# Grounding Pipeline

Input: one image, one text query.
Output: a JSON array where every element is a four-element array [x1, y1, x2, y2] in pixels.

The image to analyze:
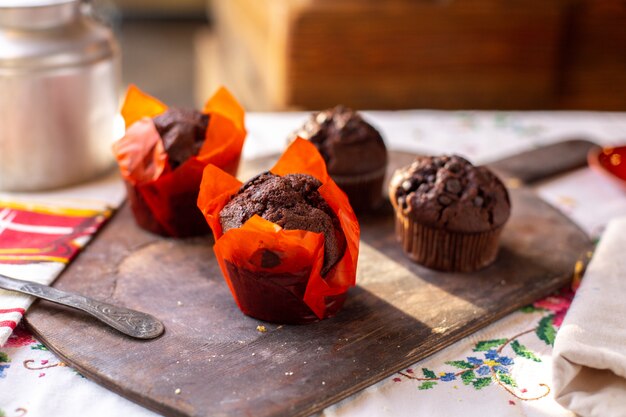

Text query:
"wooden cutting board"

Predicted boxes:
[[25, 140, 595, 417]]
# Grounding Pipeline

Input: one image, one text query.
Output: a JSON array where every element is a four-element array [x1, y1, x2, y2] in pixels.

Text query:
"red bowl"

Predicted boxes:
[[588, 145, 626, 191]]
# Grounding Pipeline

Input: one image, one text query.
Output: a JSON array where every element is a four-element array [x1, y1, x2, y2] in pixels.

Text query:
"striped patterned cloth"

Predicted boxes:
[[0, 175, 124, 346]]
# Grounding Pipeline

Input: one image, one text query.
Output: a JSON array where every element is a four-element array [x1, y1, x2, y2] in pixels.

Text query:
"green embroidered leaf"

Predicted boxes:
[[472, 377, 492, 390], [496, 371, 517, 387], [422, 368, 436, 379], [520, 305, 543, 313], [31, 343, 48, 351], [418, 381, 438, 390], [473, 339, 508, 352], [0, 408, 6, 417], [536, 315, 557, 346], [461, 370, 475, 385], [0, 352, 9, 363], [445, 360, 474, 369], [511, 340, 541, 362]]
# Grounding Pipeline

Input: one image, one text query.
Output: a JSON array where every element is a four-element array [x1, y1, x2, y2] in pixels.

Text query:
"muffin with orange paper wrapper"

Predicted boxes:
[[112, 85, 246, 237], [197, 138, 360, 324]]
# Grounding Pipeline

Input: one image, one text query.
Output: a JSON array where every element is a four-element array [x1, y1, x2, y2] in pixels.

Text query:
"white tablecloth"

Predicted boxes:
[[1, 110, 626, 417]]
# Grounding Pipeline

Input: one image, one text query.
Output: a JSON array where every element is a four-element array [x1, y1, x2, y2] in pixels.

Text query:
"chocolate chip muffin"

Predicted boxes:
[[153, 107, 209, 169], [291, 106, 387, 212], [220, 172, 347, 275], [389, 155, 510, 272]]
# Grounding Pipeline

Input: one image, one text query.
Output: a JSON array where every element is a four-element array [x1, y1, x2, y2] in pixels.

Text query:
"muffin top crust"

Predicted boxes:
[[291, 105, 387, 176], [153, 107, 209, 169], [389, 155, 510, 233], [220, 172, 346, 275]]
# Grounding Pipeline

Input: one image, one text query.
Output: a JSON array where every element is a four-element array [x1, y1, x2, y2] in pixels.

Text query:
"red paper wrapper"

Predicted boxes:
[[197, 138, 360, 323], [112, 85, 246, 237]]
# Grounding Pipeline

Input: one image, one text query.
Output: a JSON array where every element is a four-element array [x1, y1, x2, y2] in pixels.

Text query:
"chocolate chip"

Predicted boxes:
[[438, 195, 452, 206], [445, 178, 462, 194], [426, 175, 436, 183], [445, 161, 462, 173], [401, 180, 413, 191], [398, 196, 407, 207], [473, 196, 484, 207]]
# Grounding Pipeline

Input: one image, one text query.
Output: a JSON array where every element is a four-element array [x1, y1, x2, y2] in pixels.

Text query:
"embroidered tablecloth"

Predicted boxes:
[[1, 111, 626, 417]]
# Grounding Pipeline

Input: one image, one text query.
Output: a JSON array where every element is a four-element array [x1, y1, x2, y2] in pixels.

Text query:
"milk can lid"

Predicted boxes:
[[0, 0, 117, 70]]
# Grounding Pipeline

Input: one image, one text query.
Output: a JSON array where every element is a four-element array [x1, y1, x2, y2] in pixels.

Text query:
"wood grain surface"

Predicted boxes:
[[25, 142, 594, 417], [209, 0, 564, 111]]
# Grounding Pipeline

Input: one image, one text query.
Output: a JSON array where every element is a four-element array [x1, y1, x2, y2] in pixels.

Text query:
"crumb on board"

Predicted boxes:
[[432, 327, 448, 334], [174, 388, 181, 395], [177, 301, 183, 306], [505, 178, 522, 189], [256, 325, 267, 333], [285, 371, 294, 376], [557, 196, 576, 207]]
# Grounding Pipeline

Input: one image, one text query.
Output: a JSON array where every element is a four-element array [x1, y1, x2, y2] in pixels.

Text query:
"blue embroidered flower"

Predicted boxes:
[[485, 349, 499, 360], [498, 356, 514, 366], [476, 366, 491, 376], [467, 357, 483, 365], [440, 373, 456, 382], [0, 364, 10, 378], [493, 365, 508, 374]]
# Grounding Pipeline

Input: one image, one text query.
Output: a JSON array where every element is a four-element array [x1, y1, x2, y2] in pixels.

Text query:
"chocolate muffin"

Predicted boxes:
[[114, 85, 246, 238], [153, 107, 209, 169], [292, 106, 388, 212], [389, 155, 510, 272], [126, 108, 211, 237], [220, 172, 346, 275]]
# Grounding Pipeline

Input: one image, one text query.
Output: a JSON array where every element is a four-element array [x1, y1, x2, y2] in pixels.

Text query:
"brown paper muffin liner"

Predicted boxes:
[[332, 165, 387, 213], [394, 210, 504, 272]]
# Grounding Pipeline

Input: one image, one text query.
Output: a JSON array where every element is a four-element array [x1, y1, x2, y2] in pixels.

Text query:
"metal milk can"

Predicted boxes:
[[0, 0, 120, 191]]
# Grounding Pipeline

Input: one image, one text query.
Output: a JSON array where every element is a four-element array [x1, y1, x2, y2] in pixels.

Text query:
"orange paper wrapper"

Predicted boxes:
[[112, 85, 246, 237], [197, 138, 360, 323]]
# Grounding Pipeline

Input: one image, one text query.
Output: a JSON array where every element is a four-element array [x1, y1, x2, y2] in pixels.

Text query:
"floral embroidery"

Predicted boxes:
[[23, 359, 67, 371], [492, 112, 544, 137], [21, 357, 84, 379], [396, 303, 560, 401], [529, 288, 574, 327], [30, 343, 48, 351], [0, 351, 10, 378], [0, 408, 27, 417]]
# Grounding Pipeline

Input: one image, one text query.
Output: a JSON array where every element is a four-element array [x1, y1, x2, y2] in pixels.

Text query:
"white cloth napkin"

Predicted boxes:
[[553, 216, 626, 417]]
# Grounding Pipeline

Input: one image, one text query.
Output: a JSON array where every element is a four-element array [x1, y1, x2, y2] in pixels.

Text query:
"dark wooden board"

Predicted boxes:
[[25, 142, 594, 417]]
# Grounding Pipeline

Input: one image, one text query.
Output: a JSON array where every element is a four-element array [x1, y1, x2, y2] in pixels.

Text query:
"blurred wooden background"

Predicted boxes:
[[111, 0, 626, 111]]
